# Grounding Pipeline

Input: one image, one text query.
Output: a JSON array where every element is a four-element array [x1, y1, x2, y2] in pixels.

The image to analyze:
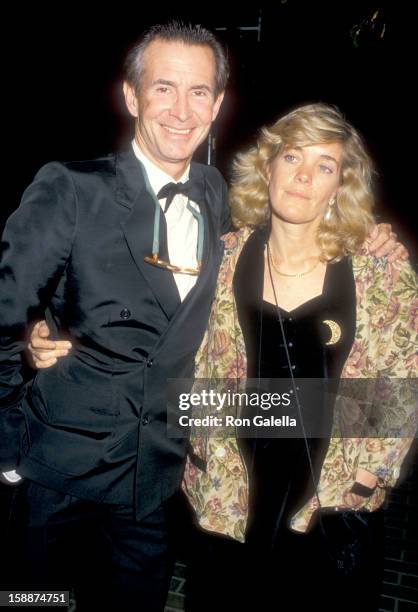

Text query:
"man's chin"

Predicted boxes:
[[163, 143, 197, 160], [160, 149, 196, 167]]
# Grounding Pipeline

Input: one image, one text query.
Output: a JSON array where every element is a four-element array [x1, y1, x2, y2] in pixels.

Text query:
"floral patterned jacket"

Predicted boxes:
[[182, 227, 417, 542]]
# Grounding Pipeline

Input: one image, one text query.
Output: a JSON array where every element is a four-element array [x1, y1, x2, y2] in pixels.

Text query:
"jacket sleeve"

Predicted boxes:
[[0, 162, 77, 468], [356, 259, 417, 487]]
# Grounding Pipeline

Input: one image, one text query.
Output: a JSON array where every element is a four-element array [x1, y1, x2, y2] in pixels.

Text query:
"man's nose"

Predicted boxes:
[[170, 92, 192, 121]]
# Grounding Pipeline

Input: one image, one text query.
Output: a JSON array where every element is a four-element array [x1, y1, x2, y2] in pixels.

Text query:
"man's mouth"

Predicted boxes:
[[162, 126, 193, 135]]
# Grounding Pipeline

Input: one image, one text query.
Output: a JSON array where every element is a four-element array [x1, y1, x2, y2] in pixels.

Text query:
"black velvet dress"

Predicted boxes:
[[234, 229, 356, 551], [185, 229, 384, 612]]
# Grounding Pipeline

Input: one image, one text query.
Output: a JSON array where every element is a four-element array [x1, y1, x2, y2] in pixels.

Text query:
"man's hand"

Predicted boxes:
[[366, 223, 409, 262], [0, 470, 23, 485], [28, 321, 72, 369]]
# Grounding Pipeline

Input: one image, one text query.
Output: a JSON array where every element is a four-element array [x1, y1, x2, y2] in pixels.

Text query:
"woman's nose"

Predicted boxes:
[[295, 166, 312, 184]]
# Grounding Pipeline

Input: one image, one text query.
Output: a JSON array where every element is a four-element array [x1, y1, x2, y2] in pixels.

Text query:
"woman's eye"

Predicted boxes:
[[319, 164, 333, 174], [284, 154, 297, 163]]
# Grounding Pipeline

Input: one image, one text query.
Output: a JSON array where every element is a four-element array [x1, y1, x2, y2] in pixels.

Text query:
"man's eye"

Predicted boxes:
[[193, 90, 207, 97], [156, 87, 170, 94]]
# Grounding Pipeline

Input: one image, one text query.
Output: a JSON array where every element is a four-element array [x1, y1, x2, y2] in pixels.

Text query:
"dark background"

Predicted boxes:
[[2, 4, 416, 256], [1, 4, 417, 589]]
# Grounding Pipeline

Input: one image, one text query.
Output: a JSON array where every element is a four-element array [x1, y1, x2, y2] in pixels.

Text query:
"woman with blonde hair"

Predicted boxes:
[[183, 103, 417, 611]]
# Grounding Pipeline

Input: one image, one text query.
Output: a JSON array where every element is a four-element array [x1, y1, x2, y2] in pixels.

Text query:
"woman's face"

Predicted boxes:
[[268, 142, 343, 225]]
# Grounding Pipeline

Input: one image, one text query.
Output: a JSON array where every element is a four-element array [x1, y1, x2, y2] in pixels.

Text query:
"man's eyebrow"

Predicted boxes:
[[190, 84, 212, 92], [152, 79, 176, 87], [151, 79, 213, 92]]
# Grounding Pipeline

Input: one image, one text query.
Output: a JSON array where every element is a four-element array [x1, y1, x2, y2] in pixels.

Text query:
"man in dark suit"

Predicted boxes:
[[0, 22, 229, 611]]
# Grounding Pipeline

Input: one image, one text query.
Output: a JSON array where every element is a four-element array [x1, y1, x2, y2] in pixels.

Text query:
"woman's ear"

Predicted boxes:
[[334, 187, 342, 202]]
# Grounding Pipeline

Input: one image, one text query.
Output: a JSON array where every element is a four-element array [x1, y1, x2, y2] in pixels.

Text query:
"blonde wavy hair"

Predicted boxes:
[[230, 103, 375, 261]]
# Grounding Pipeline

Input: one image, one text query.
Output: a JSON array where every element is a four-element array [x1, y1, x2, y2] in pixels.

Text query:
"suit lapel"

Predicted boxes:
[[176, 163, 223, 311], [116, 149, 181, 320], [115, 151, 224, 327]]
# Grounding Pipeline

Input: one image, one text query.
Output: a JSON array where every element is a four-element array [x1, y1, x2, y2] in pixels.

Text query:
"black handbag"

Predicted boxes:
[[315, 508, 373, 575]]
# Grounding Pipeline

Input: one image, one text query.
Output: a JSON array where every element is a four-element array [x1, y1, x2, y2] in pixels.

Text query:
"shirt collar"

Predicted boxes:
[[131, 140, 190, 196]]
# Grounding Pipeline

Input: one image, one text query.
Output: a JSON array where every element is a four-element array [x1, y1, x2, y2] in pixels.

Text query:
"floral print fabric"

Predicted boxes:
[[183, 228, 417, 540]]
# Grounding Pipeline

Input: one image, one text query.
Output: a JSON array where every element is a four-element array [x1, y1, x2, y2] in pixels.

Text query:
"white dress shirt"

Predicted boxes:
[[132, 141, 199, 301]]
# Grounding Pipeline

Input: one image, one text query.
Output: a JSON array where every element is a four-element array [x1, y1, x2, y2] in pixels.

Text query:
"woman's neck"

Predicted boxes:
[[264, 217, 327, 312], [269, 217, 321, 268]]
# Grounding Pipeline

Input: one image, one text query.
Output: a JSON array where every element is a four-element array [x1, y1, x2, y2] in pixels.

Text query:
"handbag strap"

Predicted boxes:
[[265, 243, 323, 512]]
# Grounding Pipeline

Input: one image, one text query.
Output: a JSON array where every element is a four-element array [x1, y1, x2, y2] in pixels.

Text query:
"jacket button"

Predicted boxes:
[[120, 308, 131, 320], [146, 358, 153, 367], [142, 416, 149, 426]]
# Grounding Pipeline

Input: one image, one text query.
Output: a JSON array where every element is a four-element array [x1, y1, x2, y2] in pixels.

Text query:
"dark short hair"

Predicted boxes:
[[124, 21, 229, 97]]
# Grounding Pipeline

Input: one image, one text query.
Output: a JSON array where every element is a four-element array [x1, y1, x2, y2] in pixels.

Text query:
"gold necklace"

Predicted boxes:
[[268, 243, 320, 278]]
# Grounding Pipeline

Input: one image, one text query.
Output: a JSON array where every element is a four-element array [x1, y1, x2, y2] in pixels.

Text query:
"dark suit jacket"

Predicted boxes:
[[0, 147, 230, 519]]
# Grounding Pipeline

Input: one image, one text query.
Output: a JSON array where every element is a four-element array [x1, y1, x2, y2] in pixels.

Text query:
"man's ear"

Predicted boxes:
[[123, 82, 139, 118]]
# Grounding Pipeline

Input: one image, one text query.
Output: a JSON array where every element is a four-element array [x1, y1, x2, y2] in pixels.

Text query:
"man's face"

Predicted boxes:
[[124, 39, 224, 179]]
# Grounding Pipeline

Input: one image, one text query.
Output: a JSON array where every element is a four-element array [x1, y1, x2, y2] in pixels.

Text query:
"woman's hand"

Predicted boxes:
[[28, 321, 72, 369], [354, 467, 378, 489], [336, 469, 378, 510], [338, 490, 368, 510]]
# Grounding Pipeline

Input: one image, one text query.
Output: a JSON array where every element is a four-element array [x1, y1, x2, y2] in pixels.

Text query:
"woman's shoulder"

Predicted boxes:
[[351, 254, 417, 304], [220, 226, 254, 251], [351, 253, 417, 278]]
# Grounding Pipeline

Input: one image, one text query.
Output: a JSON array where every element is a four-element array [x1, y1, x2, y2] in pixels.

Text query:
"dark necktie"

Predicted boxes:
[[157, 180, 203, 212]]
